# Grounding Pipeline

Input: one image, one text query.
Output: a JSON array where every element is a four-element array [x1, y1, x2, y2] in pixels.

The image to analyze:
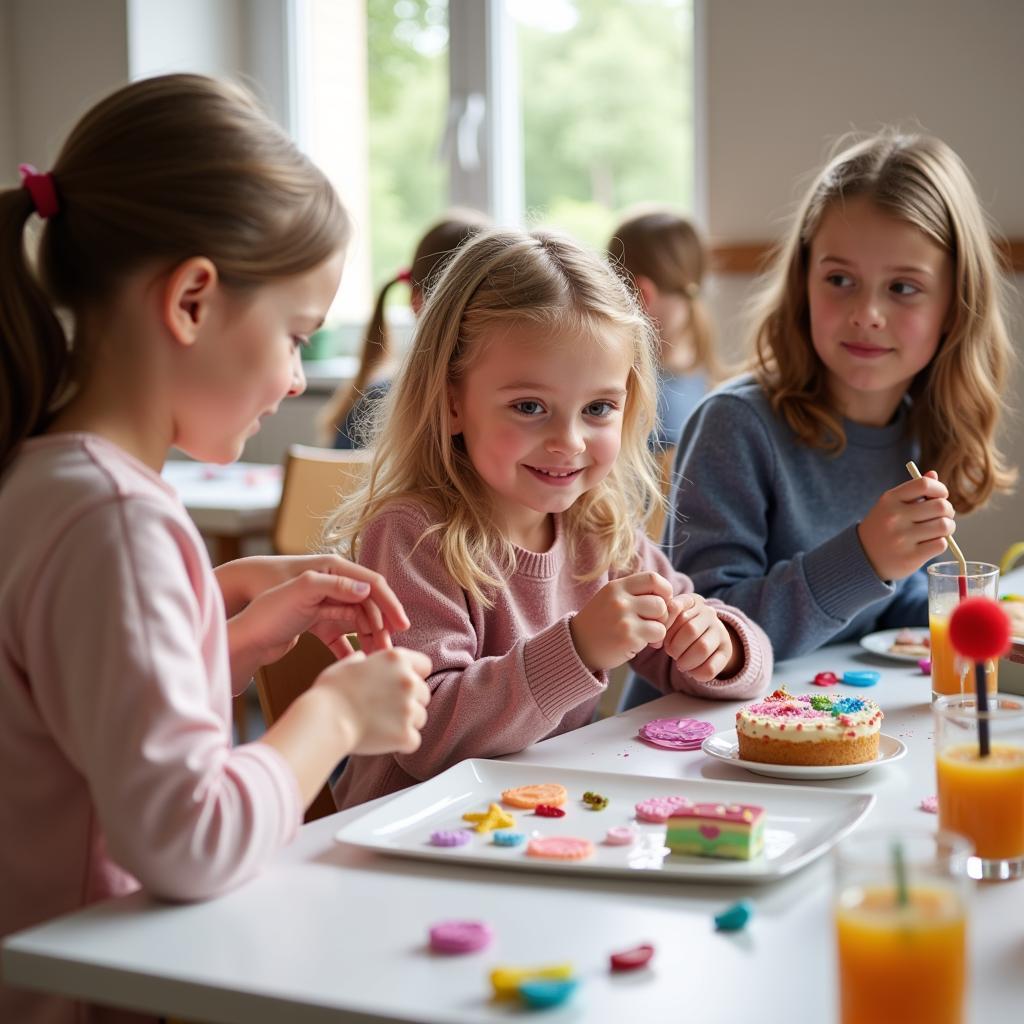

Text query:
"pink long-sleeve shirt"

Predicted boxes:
[[0, 434, 302, 1024], [333, 501, 773, 810]]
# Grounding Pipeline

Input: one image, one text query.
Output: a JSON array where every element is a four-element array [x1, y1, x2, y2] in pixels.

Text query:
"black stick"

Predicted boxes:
[[975, 662, 990, 758]]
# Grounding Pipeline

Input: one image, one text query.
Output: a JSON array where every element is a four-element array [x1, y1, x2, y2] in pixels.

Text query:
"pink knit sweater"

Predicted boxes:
[[0, 435, 303, 1024], [333, 501, 772, 809]]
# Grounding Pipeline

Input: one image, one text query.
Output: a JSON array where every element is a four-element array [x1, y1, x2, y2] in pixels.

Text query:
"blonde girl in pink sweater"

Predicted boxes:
[[0, 75, 431, 1024], [324, 228, 772, 809]]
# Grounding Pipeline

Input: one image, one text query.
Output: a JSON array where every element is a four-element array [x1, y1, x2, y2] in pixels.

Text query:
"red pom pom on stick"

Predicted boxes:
[[949, 597, 1013, 662]]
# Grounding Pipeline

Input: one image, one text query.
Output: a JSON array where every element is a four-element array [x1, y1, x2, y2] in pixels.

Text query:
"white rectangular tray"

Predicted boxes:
[[335, 759, 874, 883]]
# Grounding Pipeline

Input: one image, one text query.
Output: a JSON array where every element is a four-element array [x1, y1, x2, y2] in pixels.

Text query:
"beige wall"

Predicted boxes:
[[1, 0, 129, 182], [704, 0, 1023, 565]]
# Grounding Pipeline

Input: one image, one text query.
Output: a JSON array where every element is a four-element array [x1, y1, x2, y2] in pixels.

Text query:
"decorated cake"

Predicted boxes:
[[665, 802, 764, 860], [735, 688, 883, 766]]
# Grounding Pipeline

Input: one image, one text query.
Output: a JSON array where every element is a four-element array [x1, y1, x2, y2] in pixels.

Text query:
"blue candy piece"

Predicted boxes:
[[518, 978, 578, 1008], [842, 670, 880, 687], [493, 830, 526, 847], [714, 899, 753, 932]]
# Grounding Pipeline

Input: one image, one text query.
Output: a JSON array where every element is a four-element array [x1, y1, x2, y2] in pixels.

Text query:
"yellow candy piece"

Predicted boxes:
[[490, 963, 574, 1000], [462, 802, 515, 834]]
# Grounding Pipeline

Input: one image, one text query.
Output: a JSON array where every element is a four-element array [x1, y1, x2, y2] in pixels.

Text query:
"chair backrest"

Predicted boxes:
[[645, 445, 677, 543], [272, 444, 373, 556], [254, 632, 339, 823]]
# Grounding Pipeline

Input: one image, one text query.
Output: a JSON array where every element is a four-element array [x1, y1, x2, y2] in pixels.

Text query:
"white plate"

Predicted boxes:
[[859, 627, 929, 662], [702, 730, 907, 780], [335, 759, 874, 883]]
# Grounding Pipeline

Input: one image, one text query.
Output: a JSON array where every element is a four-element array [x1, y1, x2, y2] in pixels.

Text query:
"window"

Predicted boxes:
[[294, 0, 696, 341]]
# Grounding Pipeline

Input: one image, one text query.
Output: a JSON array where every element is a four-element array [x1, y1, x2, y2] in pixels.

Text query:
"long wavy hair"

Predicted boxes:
[[749, 131, 1014, 514], [607, 208, 723, 381], [318, 208, 489, 443], [322, 228, 662, 606], [0, 73, 348, 472]]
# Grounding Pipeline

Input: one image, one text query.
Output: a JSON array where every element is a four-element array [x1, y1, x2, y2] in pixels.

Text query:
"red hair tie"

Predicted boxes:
[[395, 267, 413, 284], [18, 163, 59, 219]]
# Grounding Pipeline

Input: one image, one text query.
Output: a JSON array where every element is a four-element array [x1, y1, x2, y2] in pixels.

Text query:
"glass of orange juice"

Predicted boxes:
[[834, 829, 972, 1024], [934, 693, 1024, 881], [927, 561, 999, 699]]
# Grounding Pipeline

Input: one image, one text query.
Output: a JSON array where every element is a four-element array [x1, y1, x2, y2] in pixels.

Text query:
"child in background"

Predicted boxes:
[[320, 209, 489, 448], [323, 228, 772, 809], [607, 209, 722, 449], [666, 131, 1014, 665], [0, 75, 431, 1023]]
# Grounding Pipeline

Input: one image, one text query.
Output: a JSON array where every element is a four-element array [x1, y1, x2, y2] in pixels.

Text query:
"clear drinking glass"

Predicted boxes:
[[834, 828, 972, 1024], [927, 561, 999, 699], [934, 693, 1024, 881]]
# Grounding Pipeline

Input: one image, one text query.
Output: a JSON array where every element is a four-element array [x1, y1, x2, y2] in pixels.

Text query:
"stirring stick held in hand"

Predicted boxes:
[[906, 461, 967, 599]]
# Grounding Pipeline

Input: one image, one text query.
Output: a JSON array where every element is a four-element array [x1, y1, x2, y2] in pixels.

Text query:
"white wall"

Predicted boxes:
[[704, 0, 1024, 565]]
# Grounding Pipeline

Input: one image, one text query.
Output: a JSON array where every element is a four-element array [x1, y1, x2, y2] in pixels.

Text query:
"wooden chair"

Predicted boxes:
[[645, 444, 677, 544], [254, 633, 338, 823], [253, 445, 374, 822], [272, 444, 373, 556]]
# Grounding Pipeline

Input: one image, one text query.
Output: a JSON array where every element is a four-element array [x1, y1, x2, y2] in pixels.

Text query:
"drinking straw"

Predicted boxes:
[[949, 597, 1013, 758], [906, 461, 967, 599], [892, 840, 909, 907]]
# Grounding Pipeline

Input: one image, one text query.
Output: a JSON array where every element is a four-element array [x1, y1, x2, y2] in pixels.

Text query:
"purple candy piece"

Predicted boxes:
[[638, 717, 714, 750], [918, 658, 932, 674], [430, 829, 473, 847], [429, 920, 494, 954]]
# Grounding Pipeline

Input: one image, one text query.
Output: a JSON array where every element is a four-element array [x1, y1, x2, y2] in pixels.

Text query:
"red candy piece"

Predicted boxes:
[[949, 597, 1012, 661], [813, 672, 839, 687], [610, 944, 655, 972], [535, 804, 566, 818]]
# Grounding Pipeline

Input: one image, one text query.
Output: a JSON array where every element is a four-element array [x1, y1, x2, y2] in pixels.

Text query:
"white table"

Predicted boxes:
[[161, 460, 283, 564], [4, 639, 1024, 1023]]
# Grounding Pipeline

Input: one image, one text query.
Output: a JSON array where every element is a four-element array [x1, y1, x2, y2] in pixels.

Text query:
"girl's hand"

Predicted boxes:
[[858, 471, 956, 581], [570, 572, 674, 671], [662, 594, 741, 681], [217, 554, 408, 649], [315, 647, 432, 756], [230, 569, 403, 682]]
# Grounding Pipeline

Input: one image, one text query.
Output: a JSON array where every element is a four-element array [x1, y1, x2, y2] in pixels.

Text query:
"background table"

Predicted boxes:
[[161, 460, 283, 564], [5, 633, 1024, 1023]]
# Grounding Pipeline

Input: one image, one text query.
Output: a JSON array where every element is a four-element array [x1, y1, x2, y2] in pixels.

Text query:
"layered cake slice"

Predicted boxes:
[[666, 802, 765, 860]]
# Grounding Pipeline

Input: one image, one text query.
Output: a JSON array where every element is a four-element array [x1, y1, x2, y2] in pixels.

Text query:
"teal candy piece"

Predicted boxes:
[[714, 900, 753, 932], [518, 978, 578, 1008], [842, 671, 880, 688], [493, 831, 526, 847]]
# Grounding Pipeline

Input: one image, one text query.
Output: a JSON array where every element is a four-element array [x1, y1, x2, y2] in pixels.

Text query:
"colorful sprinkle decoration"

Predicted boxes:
[[609, 943, 655, 972], [714, 900, 753, 932], [842, 670, 880, 688], [493, 831, 526, 847], [534, 804, 566, 818]]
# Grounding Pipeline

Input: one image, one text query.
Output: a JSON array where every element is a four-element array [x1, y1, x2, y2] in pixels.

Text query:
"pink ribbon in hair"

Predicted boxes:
[[18, 163, 59, 219], [395, 267, 413, 284]]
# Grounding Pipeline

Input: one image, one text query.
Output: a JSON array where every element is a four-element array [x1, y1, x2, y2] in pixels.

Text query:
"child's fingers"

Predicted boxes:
[[633, 594, 669, 622], [311, 559, 411, 632], [896, 475, 948, 504], [621, 571, 675, 602], [907, 498, 956, 525]]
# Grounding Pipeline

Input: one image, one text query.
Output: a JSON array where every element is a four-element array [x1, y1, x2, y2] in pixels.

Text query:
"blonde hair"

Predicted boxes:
[[0, 73, 349, 471], [323, 228, 662, 605], [607, 208, 723, 381], [750, 130, 1015, 514], [319, 208, 490, 443]]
